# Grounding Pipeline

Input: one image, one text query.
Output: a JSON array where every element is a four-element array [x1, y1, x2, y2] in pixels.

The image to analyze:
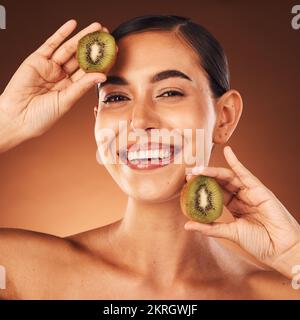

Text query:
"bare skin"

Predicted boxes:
[[0, 220, 299, 299], [0, 20, 300, 300]]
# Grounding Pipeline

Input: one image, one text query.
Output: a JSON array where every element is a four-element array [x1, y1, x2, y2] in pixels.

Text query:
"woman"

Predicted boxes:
[[0, 15, 299, 300]]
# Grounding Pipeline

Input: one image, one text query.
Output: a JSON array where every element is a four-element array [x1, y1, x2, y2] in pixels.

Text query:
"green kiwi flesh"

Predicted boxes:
[[180, 175, 224, 223], [77, 31, 117, 73]]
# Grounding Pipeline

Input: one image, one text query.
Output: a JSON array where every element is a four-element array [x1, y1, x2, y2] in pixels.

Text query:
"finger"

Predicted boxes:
[[192, 166, 244, 194], [70, 68, 106, 83], [198, 167, 251, 206], [185, 170, 234, 205], [184, 221, 238, 242], [70, 69, 86, 82], [51, 22, 102, 66], [58, 73, 107, 115], [36, 20, 77, 58], [102, 27, 109, 33], [227, 197, 257, 216], [186, 174, 193, 181], [63, 56, 79, 75], [224, 146, 261, 188]]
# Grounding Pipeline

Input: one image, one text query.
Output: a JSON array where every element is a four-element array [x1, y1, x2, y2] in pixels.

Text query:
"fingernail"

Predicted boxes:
[[94, 76, 106, 84], [184, 222, 195, 230], [184, 223, 191, 230], [92, 22, 102, 29], [186, 174, 192, 181], [224, 146, 232, 153], [191, 165, 204, 175]]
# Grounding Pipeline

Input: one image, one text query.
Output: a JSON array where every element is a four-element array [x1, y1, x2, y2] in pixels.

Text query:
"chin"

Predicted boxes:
[[123, 182, 181, 203], [102, 152, 187, 201]]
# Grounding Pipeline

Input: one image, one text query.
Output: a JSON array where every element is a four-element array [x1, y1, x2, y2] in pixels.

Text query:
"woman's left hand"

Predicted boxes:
[[184, 146, 300, 273]]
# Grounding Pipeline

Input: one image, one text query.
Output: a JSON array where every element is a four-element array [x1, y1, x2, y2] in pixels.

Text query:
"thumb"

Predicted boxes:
[[58, 73, 106, 115], [184, 221, 238, 242]]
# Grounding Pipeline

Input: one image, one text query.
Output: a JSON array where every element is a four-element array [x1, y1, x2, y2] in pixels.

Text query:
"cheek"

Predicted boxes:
[[169, 96, 215, 132], [95, 113, 118, 156], [95, 111, 110, 129], [95, 110, 123, 138], [171, 97, 215, 165]]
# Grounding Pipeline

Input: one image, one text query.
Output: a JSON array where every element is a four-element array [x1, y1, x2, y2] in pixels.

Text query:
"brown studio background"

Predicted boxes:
[[0, 0, 299, 236]]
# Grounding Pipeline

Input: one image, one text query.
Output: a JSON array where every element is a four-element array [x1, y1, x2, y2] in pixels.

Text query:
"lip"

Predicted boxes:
[[117, 142, 182, 170]]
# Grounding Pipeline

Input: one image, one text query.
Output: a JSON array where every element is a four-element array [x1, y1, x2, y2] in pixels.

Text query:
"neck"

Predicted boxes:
[[109, 195, 220, 286]]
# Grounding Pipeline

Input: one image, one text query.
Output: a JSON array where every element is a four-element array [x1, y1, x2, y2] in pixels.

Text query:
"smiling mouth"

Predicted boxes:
[[117, 142, 181, 170]]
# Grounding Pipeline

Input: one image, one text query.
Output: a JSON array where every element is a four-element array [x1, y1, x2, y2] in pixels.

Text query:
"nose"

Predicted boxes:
[[130, 100, 160, 131]]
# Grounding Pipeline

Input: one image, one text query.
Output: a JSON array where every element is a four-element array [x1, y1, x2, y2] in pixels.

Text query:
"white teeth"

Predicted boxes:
[[153, 150, 160, 158], [127, 149, 172, 161], [127, 152, 134, 161], [140, 150, 148, 159]]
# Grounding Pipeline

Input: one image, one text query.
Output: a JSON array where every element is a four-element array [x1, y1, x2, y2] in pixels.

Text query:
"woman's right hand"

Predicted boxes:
[[0, 20, 108, 150], [185, 146, 300, 279]]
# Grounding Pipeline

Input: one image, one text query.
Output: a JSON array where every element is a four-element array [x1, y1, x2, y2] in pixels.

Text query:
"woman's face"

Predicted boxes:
[[95, 30, 217, 202]]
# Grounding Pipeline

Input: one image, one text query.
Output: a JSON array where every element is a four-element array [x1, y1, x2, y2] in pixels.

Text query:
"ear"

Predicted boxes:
[[212, 89, 243, 144], [94, 105, 98, 120]]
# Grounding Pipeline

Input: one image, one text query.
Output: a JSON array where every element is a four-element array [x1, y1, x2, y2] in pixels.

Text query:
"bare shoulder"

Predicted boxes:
[[246, 268, 300, 299], [65, 222, 116, 257], [0, 227, 75, 260], [0, 222, 120, 299], [0, 228, 77, 299]]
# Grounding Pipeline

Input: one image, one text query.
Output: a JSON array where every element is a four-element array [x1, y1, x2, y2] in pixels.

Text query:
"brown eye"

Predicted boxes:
[[102, 95, 130, 104], [158, 90, 184, 98]]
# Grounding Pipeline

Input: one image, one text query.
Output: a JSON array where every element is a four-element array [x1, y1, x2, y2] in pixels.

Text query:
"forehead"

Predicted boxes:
[[109, 31, 202, 78]]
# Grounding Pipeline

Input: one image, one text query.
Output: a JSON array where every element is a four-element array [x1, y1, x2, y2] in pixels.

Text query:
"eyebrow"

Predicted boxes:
[[97, 69, 192, 95]]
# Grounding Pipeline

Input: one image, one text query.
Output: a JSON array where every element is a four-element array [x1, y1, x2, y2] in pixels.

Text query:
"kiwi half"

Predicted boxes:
[[180, 175, 223, 224], [77, 31, 117, 73]]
